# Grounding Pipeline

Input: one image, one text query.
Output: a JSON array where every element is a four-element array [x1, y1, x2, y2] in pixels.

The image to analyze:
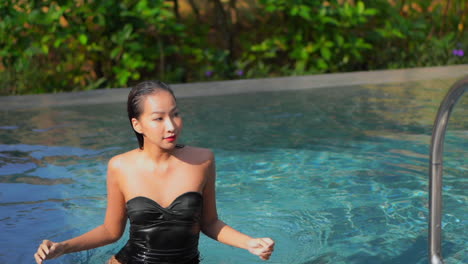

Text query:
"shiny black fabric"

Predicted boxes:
[[115, 192, 203, 264]]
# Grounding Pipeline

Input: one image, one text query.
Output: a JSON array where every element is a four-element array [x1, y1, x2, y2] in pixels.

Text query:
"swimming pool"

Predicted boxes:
[[0, 78, 466, 263]]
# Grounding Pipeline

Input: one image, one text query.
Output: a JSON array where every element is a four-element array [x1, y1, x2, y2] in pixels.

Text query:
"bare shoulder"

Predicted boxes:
[[107, 149, 140, 173], [178, 145, 214, 165]]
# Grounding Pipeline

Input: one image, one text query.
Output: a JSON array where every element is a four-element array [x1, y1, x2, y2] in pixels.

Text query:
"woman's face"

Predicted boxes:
[[132, 90, 182, 150]]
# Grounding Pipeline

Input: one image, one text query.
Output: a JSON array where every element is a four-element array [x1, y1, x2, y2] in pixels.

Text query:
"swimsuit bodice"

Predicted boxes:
[[115, 192, 203, 264]]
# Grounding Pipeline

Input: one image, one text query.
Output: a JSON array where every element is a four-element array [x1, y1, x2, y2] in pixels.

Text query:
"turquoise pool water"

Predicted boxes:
[[0, 80, 466, 263]]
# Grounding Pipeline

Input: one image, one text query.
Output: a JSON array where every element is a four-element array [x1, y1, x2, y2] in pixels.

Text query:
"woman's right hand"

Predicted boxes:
[[34, 240, 65, 264], [246, 237, 275, 260]]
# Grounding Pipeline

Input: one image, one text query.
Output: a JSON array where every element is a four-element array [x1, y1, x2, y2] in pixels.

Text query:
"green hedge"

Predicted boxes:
[[0, 0, 466, 95]]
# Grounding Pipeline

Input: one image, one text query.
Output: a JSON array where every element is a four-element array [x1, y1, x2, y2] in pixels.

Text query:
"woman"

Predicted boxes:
[[34, 80, 275, 264]]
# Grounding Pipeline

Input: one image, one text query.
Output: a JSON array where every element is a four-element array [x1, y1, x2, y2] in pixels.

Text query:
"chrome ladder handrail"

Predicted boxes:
[[429, 76, 467, 264]]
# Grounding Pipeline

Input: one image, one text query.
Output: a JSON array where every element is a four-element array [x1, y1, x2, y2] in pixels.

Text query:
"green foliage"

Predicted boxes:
[[365, 0, 467, 69], [0, 0, 200, 94], [242, 0, 378, 75], [0, 0, 466, 95]]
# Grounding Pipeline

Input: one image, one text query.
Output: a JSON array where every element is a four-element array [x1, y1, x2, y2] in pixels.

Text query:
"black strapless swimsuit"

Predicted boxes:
[[114, 192, 203, 264]]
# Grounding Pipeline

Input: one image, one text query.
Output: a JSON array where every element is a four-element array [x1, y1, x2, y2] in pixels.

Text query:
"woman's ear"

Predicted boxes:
[[131, 118, 143, 134]]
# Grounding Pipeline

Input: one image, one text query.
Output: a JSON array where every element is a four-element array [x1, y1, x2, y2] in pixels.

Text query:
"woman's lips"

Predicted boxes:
[[165, 135, 176, 142]]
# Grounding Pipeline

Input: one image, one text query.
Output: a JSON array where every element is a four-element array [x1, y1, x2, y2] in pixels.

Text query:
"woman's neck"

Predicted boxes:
[[140, 143, 174, 164]]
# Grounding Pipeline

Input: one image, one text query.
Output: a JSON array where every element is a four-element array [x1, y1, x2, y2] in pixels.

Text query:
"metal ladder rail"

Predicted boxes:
[[429, 76, 467, 264]]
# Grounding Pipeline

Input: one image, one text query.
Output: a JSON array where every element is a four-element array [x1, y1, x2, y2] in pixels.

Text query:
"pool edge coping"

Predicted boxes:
[[1, 64, 467, 110]]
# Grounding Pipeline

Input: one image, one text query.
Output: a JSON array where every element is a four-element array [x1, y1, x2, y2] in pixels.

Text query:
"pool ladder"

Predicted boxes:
[[429, 76, 467, 264]]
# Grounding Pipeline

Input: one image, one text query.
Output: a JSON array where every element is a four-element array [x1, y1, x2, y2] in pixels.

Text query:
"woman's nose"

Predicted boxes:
[[165, 118, 175, 132]]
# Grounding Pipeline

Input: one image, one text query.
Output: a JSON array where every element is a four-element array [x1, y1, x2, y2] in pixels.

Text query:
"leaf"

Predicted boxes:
[[110, 47, 122, 59], [320, 47, 331, 60], [324, 41, 334, 48], [322, 17, 339, 25], [41, 35, 50, 43], [316, 58, 328, 70], [294, 60, 306, 73], [290, 6, 298, 16], [122, 24, 133, 40], [41, 44, 49, 54], [78, 34, 88, 45], [342, 55, 349, 64], [131, 72, 140, 80], [265, 5, 276, 12], [84, 77, 106, 90], [298, 5, 311, 20], [392, 29, 404, 38], [357, 1, 365, 14], [335, 34, 344, 46], [53, 39, 63, 48], [364, 8, 378, 16]]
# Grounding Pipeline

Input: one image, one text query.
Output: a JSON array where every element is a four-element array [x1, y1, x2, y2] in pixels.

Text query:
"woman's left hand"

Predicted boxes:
[[246, 237, 275, 260]]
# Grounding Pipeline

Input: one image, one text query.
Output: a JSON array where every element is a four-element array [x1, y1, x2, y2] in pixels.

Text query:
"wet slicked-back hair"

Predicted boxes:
[[127, 80, 176, 149]]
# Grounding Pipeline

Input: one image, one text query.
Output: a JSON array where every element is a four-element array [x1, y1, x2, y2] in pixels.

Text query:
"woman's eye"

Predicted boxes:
[[174, 112, 180, 117], [153, 117, 163, 121]]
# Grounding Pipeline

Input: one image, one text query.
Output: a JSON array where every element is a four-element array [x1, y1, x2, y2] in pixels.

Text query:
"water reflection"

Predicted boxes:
[[0, 78, 466, 263]]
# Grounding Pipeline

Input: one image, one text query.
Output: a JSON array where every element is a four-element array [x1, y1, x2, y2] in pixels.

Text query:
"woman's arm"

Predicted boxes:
[[34, 156, 127, 263], [200, 152, 275, 260]]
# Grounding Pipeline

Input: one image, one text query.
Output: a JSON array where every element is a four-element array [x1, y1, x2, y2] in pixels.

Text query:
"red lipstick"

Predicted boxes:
[[165, 135, 176, 142]]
